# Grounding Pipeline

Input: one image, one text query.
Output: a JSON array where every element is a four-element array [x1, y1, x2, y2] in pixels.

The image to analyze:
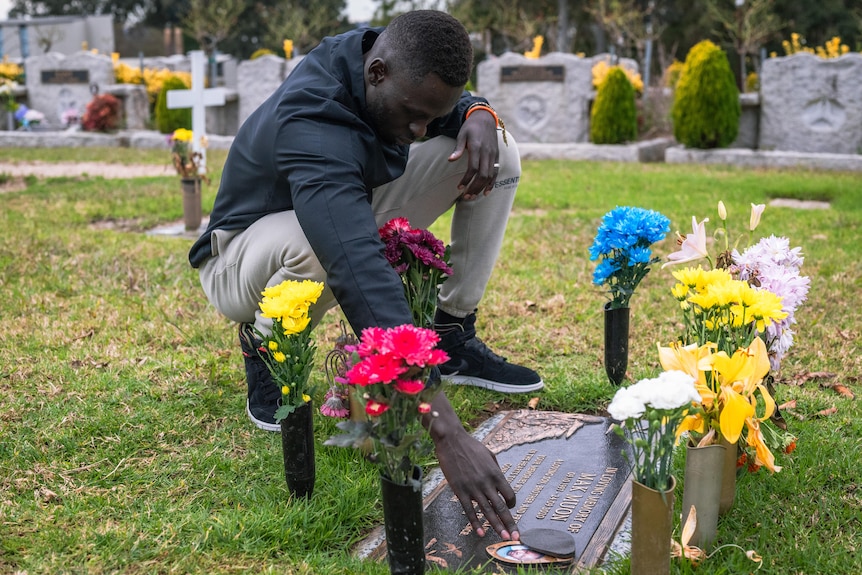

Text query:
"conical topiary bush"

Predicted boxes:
[[590, 66, 638, 145], [154, 75, 192, 135], [671, 40, 740, 149]]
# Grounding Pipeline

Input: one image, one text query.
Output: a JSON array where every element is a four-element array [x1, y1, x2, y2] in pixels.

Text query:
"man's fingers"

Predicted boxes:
[[476, 496, 515, 541], [454, 491, 485, 537]]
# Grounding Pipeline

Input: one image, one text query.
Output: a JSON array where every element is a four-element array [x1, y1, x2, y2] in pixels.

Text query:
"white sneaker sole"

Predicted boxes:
[[246, 400, 281, 432], [441, 373, 545, 393]]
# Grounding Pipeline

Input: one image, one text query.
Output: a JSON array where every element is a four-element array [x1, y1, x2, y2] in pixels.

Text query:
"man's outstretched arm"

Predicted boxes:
[[425, 391, 519, 540]]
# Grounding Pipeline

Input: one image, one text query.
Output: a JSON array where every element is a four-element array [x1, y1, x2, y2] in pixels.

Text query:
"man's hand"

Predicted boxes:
[[448, 108, 499, 201], [425, 392, 519, 540]]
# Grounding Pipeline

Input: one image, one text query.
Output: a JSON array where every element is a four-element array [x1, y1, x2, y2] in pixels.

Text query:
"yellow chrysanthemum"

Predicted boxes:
[[282, 385, 290, 395], [671, 283, 689, 300], [259, 279, 324, 334], [268, 341, 278, 351], [302, 394, 311, 403], [748, 289, 788, 331], [172, 128, 193, 142], [273, 351, 286, 363]]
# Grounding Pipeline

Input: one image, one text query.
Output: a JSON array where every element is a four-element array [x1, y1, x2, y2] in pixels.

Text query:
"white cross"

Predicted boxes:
[[167, 50, 226, 175]]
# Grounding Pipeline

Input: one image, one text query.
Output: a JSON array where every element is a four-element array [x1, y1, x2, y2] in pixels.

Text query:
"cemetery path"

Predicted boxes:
[[0, 161, 172, 180]]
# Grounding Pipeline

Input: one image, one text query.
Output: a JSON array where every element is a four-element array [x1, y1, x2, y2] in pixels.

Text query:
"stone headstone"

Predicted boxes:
[[477, 53, 639, 145], [356, 410, 633, 572], [104, 83, 150, 130], [24, 51, 115, 129], [237, 54, 306, 128], [237, 55, 286, 127], [759, 53, 862, 154]]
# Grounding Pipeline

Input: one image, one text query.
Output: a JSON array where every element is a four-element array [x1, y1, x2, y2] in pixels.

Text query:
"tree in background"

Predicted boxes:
[[255, 0, 349, 56], [183, 0, 245, 57], [706, 0, 783, 89]]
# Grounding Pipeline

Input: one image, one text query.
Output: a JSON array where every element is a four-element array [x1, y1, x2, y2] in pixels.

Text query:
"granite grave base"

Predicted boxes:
[[356, 410, 633, 572]]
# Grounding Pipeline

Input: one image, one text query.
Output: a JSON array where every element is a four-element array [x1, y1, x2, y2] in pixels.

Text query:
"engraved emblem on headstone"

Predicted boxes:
[[515, 95, 549, 132]]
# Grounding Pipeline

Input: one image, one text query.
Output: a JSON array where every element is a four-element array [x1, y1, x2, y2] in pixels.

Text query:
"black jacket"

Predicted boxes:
[[189, 26, 483, 335]]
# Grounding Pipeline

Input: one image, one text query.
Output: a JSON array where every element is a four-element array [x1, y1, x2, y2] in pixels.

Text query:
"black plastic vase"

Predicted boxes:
[[603, 303, 630, 385], [280, 400, 315, 498], [380, 466, 425, 575]]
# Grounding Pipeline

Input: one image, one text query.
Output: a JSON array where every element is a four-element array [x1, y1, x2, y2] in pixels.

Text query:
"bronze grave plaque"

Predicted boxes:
[[358, 410, 632, 572]]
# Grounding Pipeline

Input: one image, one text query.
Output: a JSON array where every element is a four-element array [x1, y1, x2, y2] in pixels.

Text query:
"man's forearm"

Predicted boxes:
[[423, 391, 463, 443]]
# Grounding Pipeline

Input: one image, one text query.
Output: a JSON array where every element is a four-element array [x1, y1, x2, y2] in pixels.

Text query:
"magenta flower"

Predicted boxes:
[[378, 218, 452, 327], [326, 323, 449, 485], [395, 379, 425, 394], [320, 387, 350, 418]]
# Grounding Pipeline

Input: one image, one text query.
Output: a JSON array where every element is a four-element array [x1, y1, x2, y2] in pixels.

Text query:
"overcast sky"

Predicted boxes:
[[345, 0, 376, 23]]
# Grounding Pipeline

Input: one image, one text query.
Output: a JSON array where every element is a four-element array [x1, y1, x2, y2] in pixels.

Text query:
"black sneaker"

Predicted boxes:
[[436, 313, 544, 393], [239, 323, 281, 432]]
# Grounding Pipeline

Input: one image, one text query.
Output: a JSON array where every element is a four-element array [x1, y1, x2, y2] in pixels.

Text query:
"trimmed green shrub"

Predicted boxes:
[[154, 75, 192, 135], [672, 40, 740, 149], [590, 66, 638, 145]]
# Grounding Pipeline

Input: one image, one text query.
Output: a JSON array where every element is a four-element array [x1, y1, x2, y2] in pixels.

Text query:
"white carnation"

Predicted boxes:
[[607, 386, 646, 421]]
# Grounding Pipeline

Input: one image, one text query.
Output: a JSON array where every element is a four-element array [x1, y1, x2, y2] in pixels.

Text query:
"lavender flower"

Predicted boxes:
[[732, 235, 810, 372]]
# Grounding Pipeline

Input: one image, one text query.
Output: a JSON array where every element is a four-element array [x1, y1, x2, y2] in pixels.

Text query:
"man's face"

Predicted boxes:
[[365, 61, 463, 146]]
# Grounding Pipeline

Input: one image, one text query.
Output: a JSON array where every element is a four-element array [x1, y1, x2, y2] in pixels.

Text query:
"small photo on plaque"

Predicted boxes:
[[486, 542, 573, 567]]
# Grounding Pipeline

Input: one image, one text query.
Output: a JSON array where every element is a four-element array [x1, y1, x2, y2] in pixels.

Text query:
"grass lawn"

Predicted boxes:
[[1, 148, 860, 574]]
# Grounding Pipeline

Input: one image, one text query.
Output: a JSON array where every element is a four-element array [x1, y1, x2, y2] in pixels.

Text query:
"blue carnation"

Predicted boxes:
[[589, 206, 670, 307], [628, 246, 652, 265], [593, 258, 620, 285]]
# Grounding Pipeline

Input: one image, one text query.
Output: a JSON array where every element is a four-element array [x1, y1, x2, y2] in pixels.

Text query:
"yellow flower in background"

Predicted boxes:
[[268, 341, 278, 351], [282, 385, 290, 395], [302, 394, 311, 403], [525, 35, 544, 59], [273, 351, 286, 363], [591, 59, 644, 94], [780, 33, 851, 59], [172, 128, 193, 143], [283, 39, 294, 59]]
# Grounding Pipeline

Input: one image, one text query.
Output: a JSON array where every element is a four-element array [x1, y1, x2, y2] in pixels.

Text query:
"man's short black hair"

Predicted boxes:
[[384, 10, 473, 87]]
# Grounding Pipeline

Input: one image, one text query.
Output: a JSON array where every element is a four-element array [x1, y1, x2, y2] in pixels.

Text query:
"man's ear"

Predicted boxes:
[[367, 57, 387, 86]]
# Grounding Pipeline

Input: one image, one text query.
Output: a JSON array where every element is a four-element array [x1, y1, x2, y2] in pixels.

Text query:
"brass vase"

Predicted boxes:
[[681, 443, 725, 550], [719, 436, 738, 514], [630, 476, 676, 575], [180, 177, 202, 232]]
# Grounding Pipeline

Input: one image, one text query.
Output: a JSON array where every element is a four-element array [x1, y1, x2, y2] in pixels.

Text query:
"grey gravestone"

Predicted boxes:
[[759, 53, 862, 154], [104, 83, 150, 130], [25, 51, 115, 129], [237, 55, 286, 128], [358, 410, 632, 572], [477, 53, 639, 145], [237, 55, 306, 128]]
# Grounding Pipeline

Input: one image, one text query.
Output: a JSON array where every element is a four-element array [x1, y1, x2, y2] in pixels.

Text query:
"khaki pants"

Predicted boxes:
[[199, 130, 521, 335]]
